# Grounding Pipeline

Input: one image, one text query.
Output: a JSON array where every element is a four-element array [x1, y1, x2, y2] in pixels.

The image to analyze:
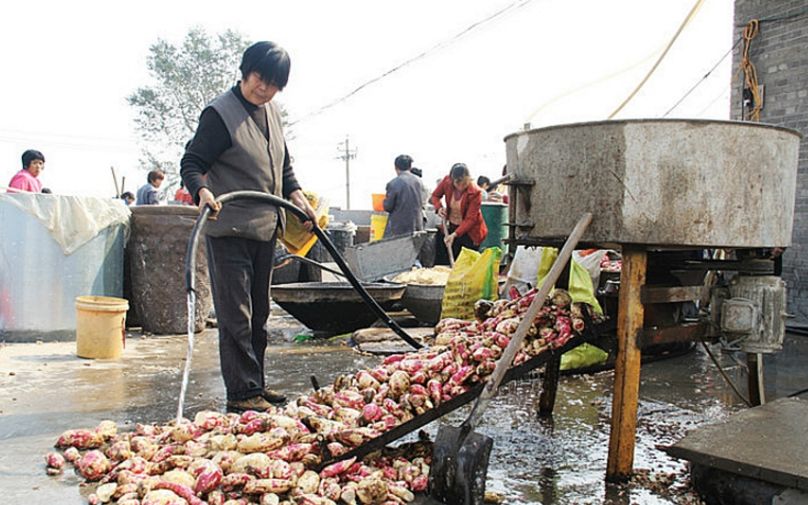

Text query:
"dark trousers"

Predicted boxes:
[[435, 223, 477, 266], [206, 234, 276, 401]]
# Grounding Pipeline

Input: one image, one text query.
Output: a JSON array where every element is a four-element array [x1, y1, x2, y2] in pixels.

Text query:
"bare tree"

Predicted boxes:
[[128, 28, 249, 186]]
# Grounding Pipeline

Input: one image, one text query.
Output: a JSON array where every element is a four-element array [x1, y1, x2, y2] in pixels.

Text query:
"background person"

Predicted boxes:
[[382, 154, 424, 238], [430, 162, 488, 263], [477, 175, 491, 200], [136, 170, 165, 205], [120, 191, 135, 205], [410, 167, 430, 210], [7, 149, 45, 193], [174, 181, 194, 205], [181, 40, 316, 414], [410, 166, 430, 229]]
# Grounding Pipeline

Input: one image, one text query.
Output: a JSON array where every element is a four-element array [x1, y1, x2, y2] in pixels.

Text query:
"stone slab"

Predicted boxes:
[[665, 397, 808, 491], [352, 326, 434, 344], [352, 326, 433, 355]]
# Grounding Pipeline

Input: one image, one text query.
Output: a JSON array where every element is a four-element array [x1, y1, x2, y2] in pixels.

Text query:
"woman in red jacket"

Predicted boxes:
[[430, 163, 488, 263]]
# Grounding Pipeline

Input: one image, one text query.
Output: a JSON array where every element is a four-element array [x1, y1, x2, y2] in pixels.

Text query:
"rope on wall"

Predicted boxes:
[[740, 19, 762, 121]]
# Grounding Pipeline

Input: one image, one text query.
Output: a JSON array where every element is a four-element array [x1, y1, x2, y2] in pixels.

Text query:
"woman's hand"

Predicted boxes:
[[290, 189, 317, 232], [197, 187, 221, 219], [444, 232, 456, 247], [437, 207, 447, 219]]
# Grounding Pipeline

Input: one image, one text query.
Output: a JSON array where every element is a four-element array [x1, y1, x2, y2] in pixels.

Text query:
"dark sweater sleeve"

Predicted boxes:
[[281, 141, 302, 198], [180, 107, 232, 204]]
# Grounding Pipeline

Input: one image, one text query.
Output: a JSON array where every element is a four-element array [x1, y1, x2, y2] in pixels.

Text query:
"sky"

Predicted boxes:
[[0, 0, 735, 208]]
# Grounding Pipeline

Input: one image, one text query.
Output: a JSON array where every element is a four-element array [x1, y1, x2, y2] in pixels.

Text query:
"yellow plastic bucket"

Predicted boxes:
[[370, 212, 388, 242], [75, 296, 129, 359]]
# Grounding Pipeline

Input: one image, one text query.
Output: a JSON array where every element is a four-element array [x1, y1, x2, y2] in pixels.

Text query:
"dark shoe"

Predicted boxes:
[[262, 388, 287, 404], [226, 395, 273, 413]]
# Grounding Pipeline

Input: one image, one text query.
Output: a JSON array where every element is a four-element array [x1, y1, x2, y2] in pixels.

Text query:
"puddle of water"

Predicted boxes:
[[1, 330, 806, 504]]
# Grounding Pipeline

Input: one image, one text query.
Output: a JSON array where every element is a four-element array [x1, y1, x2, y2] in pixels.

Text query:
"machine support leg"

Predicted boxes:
[[606, 246, 646, 482], [746, 352, 765, 406], [538, 355, 562, 417]]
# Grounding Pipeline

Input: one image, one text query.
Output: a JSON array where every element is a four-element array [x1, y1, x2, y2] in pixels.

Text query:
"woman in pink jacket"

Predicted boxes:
[[7, 149, 45, 193]]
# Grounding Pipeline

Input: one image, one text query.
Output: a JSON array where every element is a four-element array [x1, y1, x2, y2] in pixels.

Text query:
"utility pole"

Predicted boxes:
[[337, 135, 357, 209]]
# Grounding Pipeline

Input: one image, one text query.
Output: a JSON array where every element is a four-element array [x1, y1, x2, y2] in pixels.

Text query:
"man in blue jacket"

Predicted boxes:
[[382, 154, 424, 238]]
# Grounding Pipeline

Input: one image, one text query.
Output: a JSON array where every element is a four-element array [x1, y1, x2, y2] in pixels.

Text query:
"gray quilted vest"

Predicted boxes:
[[205, 89, 286, 241]]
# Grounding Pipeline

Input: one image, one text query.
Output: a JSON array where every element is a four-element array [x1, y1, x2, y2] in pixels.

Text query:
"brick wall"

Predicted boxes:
[[732, 1, 808, 323]]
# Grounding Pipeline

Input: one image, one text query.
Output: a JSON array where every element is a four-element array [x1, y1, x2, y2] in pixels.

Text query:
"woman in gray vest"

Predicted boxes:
[[181, 41, 317, 413]]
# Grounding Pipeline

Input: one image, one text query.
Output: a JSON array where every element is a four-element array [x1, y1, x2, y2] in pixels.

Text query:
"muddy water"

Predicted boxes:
[[1, 328, 806, 504]]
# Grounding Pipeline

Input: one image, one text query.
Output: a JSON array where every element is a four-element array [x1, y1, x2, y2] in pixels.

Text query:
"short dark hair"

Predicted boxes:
[[477, 176, 491, 187], [147, 170, 165, 184], [450, 163, 470, 180], [394, 154, 413, 171], [240, 41, 291, 89], [21, 149, 45, 169], [121, 191, 135, 201]]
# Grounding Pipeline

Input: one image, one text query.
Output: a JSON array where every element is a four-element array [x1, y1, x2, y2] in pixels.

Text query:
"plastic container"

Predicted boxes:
[[480, 202, 508, 252], [326, 225, 356, 254], [418, 228, 438, 267], [75, 296, 129, 359], [370, 212, 388, 241], [372, 193, 386, 212]]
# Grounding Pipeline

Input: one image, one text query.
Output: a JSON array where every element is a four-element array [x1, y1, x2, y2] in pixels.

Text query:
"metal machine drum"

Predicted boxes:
[[504, 119, 801, 248]]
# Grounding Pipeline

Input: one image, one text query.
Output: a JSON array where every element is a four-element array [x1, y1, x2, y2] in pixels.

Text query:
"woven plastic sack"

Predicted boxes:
[[537, 248, 608, 369], [537, 248, 603, 314], [560, 342, 609, 371], [440, 247, 502, 320]]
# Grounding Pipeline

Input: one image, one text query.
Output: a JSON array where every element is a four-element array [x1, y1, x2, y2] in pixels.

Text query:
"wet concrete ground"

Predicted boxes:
[[1, 315, 807, 504]]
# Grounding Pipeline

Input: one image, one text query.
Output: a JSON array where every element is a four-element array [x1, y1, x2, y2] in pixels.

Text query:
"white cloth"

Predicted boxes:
[[0, 193, 131, 255]]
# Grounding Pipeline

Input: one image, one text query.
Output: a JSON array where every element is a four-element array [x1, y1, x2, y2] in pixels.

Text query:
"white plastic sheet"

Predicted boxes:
[[0, 193, 130, 255]]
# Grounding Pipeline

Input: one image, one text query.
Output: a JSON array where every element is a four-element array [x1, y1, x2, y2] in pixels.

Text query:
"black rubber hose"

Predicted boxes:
[[184, 190, 422, 350]]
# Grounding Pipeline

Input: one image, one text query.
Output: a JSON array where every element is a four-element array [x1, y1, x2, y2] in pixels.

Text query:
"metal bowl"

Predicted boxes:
[[400, 283, 445, 325], [383, 274, 446, 325], [271, 282, 405, 334]]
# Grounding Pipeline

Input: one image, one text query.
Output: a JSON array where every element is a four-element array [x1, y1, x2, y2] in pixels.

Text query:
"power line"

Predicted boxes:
[[289, 0, 535, 126], [0, 134, 139, 153], [0, 126, 139, 154], [695, 87, 730, 117], [525, 46, 660, 123], [607, 0, 705, 119], [0, 127, 136, 146], [663, 37, 741, 117]]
